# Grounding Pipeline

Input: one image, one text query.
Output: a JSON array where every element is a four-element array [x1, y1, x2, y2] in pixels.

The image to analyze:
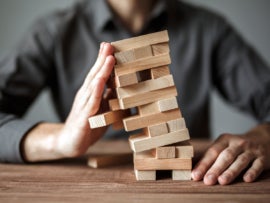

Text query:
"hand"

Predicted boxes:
[[192, 124, 270, 185], [22, 42, 115, 162]]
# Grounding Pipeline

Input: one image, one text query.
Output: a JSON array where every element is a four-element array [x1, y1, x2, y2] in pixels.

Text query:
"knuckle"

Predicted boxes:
[[239, 154, 250, 165], [222, 148, 235, 162], [207, 147, 220, 158], [219, 133, 231, 140]]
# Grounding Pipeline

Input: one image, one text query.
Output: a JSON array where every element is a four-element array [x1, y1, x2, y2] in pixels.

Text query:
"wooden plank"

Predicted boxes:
[[167, 118, 186, 132], [114, 53, 171, 76], [134, 170, 156, 181], [151, 42, 170, 55], [129, 128, 190, 152], [119, 86, 178, 109], [89, 110, 126, 129], [87, 153, 132, 168], [109, 98, 121, 111], [150, 66, 170, 79], [152, 146, 176, 159], [124, 109, 181, 131], [114, 49, 135, 64], [134, 45, 153, 59], [172, 170, 192, 180], [134, 151, 192, 170], [115, 72, 138, 87], [175, 143, 194, 158], [144, 122, 168, 137], [138, 102, 160, 115], [111, 30, 169, 52], [158, 97, 178, 112], [116, 75, 174, 98]]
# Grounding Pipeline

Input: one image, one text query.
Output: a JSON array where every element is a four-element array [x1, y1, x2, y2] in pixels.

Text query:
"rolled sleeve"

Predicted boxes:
[[0, 115, 40, 163]]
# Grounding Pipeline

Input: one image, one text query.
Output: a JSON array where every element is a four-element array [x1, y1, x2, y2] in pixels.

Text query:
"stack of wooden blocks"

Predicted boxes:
[[89, 30, 193, 181]]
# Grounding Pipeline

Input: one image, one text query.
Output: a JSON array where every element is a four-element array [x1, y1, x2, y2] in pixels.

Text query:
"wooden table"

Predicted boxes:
[[0, 139, 270, 203]]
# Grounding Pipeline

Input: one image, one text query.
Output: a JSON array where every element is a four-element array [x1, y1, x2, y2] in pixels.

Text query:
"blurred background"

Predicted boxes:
[[0, 0, 269, 139]]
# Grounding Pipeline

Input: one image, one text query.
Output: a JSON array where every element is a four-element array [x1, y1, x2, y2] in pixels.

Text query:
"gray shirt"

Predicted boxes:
[[1, 0, 270, 163]]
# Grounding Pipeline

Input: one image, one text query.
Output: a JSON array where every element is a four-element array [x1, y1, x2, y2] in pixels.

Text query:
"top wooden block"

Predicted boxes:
[[111, 30, 169, 52]]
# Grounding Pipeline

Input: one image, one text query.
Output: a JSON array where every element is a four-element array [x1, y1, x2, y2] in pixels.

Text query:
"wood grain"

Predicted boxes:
[[1, 140, 270, 203]]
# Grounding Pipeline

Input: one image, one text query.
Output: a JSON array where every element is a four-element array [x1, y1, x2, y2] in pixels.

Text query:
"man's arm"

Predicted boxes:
[[21, 42, 115, 162]]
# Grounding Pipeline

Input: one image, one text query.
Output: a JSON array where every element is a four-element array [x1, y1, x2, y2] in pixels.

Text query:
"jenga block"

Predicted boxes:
[[172, 170, 192, 180], [167, 118, 186, 132], [144, 123, 168, 137], [134, 45, 153, 59], [175, 144, 194, 158], [138, 101, 160, 115], [111, 30, 169, 52], [124, 109, 181, 131], [89, 110, 126, 129], [152, 146, 176, 159], [134, 151, 192, 170], [150, 66, 170, 79], [109, 98, 121, 111], [158, 97, 178, 112], [134, 170, 156, 181], [151, 43, 170, 55], [116, 75, 174, 98], [87, 153, 132, 168], [129, 128, 190, 152], [114, 49, 135, 64], [114, 53, 171, 76], [112, 120, 124, 130], [119, 86, 177, 109], [115, 72, 138, 87]]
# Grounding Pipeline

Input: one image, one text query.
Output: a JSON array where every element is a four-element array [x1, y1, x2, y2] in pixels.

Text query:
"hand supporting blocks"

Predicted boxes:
[[88, 30, 193, 181]]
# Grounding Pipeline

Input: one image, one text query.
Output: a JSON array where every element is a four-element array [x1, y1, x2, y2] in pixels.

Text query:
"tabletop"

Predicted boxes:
[[0, 139, 270, 203]]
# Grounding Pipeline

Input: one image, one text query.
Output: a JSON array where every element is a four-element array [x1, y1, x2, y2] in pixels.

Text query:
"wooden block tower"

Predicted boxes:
[[89, 30, 193, 180]]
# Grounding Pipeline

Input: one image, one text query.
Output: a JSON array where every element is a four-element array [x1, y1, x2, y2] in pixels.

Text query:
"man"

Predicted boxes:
[[0, 0, 270, 186]]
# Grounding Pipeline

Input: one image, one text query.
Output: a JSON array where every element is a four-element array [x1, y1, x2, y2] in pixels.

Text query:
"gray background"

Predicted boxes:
[[0, 0, 269, 139]]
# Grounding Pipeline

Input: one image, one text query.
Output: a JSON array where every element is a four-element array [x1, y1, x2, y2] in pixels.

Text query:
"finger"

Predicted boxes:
[[243, 157, 265, 183], [218, 152, 254, 185], [85, 56, 115, 116], [203, 146, 242, 185], [82, 43, 114, 90], [192, 140, 227, 181]]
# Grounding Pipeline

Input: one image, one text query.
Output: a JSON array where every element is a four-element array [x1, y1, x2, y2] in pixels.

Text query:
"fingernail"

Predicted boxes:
[[244, 173, 254, 182], [205, 174, 217, 185], [220, 173, 230, 182], [192, 170, 203, 180]]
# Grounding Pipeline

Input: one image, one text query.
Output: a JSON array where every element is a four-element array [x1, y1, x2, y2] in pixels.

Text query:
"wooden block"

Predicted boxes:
[[115, 72, 138, 87], [172, 170, 192, 180], [158, 97, 178, 112], [151, 42, 170, 55], [111, 30, 169, 52], [134, 150, 192, 170], [119, 86, 177, 109], [129, 128, 190, 152], [124, 109, 181, 131], [138, 102, 160, 115], [150, 66, 170, 79], [152, 146, 176, 159], [87, 153, 132, 168], [114, 49, 135, 64], [144, 123, 168, 137], [114, 53, 171, 77], [109, 98, 121, 111], [167, 118, 186, 132], [116, 75, 174, 98], [89, 110, 126, 129], [134, 170, 156, 181], [112, 120, 124, 130], [175, 143, 194, 158], [134, 45, 153, 59]]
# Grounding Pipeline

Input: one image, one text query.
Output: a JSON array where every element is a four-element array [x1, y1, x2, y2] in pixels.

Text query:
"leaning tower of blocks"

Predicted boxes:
[[89, 30, 194, 180]]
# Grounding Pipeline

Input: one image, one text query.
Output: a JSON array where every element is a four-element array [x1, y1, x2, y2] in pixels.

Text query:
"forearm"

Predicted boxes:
[[21, 123, 64, 162]]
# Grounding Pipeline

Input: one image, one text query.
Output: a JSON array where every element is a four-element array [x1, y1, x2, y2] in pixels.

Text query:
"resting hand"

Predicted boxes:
[[192, 124, 270, 185], [23, 42, 115, 161]]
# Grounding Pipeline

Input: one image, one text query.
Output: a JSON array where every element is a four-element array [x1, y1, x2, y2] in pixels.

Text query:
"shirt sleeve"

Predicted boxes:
[[212, 17, 270, 123], [0, 18, 54, 163]]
